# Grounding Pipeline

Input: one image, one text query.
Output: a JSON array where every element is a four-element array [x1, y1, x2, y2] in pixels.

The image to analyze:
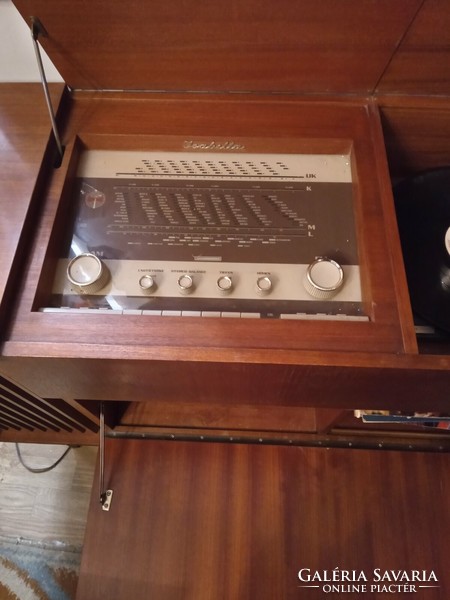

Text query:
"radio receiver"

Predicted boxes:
[[44, 146, 365, 320]]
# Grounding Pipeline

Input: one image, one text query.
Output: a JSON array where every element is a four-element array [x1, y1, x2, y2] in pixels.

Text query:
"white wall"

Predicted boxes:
[[0, 0, 63, 82]]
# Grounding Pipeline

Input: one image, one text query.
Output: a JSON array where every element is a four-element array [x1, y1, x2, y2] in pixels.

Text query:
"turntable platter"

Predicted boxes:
[[394, 168, 450, 334]]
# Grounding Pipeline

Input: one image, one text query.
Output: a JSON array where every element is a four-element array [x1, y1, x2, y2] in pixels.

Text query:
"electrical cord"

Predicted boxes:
[[15, 443, 73, 473]]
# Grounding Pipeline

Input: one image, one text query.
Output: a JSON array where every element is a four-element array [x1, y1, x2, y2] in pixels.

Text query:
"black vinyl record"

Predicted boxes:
[[394, 168, 450, 334]]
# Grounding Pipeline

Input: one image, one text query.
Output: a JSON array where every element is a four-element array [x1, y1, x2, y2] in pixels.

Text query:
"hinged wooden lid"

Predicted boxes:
[[12, 0, 450, 95]]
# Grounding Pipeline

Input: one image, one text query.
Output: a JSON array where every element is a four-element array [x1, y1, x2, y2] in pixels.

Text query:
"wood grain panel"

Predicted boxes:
[[4, 95, 414, 359], [378, 97, 450, 177], [120, 401, 318, 433], [13, 1, 421, 94], [0, 83, 65, 332], [2, 351, 450, 413], [377, 0, 450, 96], [77, 439, 450, 600], [0, 428, 98, 445]]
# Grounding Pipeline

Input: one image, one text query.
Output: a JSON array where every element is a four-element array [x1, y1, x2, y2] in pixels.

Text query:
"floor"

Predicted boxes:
[[0, 442, 97, 549]]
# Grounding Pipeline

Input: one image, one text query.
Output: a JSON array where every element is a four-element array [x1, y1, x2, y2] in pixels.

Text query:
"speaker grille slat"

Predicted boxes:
[[0, 375, 99, 434]]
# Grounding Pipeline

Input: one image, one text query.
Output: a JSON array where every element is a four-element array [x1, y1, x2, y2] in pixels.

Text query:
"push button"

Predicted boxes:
[[139, 274, 156, 293], [255, 276, 273, 296], [177, 274, 195, 294], [217, 275, 233, 295]]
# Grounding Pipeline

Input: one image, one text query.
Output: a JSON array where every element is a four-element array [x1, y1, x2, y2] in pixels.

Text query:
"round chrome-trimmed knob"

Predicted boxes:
[[303, 257, 344, 299], [67, 253, 109, 294], [139, 274, 156, 293], [177, 274, 194, 294], [255, 276, 273, 296], [217, 275, 233, 295]]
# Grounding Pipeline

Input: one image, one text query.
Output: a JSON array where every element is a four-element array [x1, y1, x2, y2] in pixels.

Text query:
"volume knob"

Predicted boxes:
[[303, 257, 344, 299], [67, 253, 110, 294]]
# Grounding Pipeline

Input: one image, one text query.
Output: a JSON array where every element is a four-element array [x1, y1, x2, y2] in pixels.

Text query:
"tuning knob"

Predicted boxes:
[[67, 253, 110, 294], [303, 257, 344, 299]]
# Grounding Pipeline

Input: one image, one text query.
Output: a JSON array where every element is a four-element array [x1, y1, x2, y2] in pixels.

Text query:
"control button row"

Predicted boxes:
[[39, 307, 368, 321], [279, 313, 369, 321], [40, 308, 261, 318], [40, 307, 368, 321], [66, 254, 345, 299], [140, 274, 271, 296], [142, 310, 262, 318]]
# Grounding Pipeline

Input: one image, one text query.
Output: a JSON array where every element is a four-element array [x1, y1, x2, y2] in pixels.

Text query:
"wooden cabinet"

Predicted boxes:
[[76, 439, 450, 600], [1, 2, 449, 448], [2, 5, 450, 597]]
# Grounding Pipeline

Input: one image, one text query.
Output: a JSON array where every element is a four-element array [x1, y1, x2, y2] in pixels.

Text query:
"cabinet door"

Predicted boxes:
[[77, 439, 449, 599]]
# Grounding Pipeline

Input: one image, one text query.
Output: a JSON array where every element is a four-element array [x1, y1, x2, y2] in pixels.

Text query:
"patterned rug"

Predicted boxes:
[[0, 537, 80, 600]]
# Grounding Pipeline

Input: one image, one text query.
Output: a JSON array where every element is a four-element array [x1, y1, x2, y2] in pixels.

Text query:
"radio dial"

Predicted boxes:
[[178, 274, 195, 295], [303, 257, 344, 299], [255, 276, 273, 296], [67, 253, 109, 294]]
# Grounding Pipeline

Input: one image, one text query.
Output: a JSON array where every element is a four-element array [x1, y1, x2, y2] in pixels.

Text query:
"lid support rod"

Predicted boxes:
[[30, 17, 64, 161], [99, 401, 113, 511]]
